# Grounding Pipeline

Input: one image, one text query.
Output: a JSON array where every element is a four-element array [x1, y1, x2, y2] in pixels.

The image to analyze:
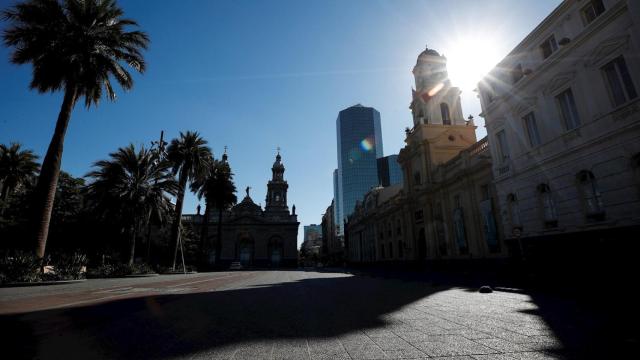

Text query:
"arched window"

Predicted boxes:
[[440, 103, 451, 125], [577, 170, 605, 221], [537, 183, 558, 228], [507, 193, 522, 229]]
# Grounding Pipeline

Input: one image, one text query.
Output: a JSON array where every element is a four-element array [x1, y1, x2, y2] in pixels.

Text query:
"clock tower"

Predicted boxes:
[[265, 150, 289, 214]]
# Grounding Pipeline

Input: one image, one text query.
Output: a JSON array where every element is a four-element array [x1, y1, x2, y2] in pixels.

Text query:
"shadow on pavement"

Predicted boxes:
[[0, 272, 449, 360]]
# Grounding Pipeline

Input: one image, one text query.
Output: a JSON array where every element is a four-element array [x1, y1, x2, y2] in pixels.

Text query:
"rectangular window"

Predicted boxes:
[[512, 64, 524, 84], [496, 130, 510, 162], [602, 56, 638, 107], [522, 112, 542, 147], [480, 184, 490, 201], [540, 35, 558, 59], [556, 88, 581, 130], [582, 0, 605, 25]]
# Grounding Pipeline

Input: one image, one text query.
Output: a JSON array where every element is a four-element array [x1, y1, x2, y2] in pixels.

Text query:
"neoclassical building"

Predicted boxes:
[[184, 152, 299, 268], [346, 47, 506, 264], [477, 0, 640, 262]]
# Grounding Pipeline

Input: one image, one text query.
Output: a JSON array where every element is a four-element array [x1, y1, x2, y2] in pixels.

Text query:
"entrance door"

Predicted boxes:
[[270, 248, 282, 267], [239, 245, 252, 266], [417, 227, 427, 260]]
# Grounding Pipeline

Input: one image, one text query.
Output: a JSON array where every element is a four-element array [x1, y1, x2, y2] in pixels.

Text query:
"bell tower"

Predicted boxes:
[[265, 150, 289, 213], [399, 46, 478, 188], [410, 46, 466, 127]]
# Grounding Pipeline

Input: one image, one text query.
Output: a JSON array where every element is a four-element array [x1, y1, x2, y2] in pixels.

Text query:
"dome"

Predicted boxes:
[[272, 153, 284, 171], [417, 46, 443, 62]]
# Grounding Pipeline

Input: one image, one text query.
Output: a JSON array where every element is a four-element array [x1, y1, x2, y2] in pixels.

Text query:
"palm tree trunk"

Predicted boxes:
[[33, 87, 78, 258], [170, 168, 188, 270], [216, 206, 223, 265], [128, 224, 137, 266], [0, 184, 10, 215]]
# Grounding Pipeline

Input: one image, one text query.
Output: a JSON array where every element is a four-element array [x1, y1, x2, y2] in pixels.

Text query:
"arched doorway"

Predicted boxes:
[[268, 236, 284, 267], [417, 227, 427, 260], [236, 234, 254, 267]]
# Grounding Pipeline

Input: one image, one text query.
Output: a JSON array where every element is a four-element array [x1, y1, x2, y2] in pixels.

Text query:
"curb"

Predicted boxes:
[[0, 279, 86, 288]]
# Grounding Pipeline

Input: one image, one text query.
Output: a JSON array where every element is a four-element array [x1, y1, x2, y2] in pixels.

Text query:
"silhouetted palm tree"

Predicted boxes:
[[167, 131, 212, 270], [0, 143, 39, 205], [86, 144, 177, 265], [2, 0, 149, 258], [191, 155, 237, 264]]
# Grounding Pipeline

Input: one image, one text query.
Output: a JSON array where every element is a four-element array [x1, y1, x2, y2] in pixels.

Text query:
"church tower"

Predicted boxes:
[[410, 46, 467, 127], [399, 46, 478, 188], [265, 150, 289, 214]]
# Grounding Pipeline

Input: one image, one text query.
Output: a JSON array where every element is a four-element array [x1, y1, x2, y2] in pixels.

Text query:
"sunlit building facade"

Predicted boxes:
[[335, 104, 384, 234], [477, 0, 640, 264], [346, 47, 506, 264]]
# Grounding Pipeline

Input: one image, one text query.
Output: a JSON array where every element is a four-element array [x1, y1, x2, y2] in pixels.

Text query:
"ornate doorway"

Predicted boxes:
[[268, 236, 283, 267], [236, 235, 254, 267]]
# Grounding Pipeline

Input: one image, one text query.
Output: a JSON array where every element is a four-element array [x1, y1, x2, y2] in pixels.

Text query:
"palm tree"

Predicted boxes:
[[86, 144, 177, 265], [0, 143, 39, 205], [190, 155, 237, 264], [2, 0, 149, 258], [166, 131, 212, 270], [209, 156, 237, 264]]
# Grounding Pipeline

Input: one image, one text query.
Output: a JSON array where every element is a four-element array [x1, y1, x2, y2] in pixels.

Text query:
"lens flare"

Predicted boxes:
[[360, 137, 374, 152], [428, 82, 444, 97]]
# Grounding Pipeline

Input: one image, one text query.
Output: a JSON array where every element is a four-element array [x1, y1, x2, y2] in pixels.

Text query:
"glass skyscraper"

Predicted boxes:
[[335, 104, 383, 234], [377, 154, 404, 187]]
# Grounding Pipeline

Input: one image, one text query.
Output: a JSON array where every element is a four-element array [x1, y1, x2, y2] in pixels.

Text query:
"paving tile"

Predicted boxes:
[[474, 337, 531, 353]]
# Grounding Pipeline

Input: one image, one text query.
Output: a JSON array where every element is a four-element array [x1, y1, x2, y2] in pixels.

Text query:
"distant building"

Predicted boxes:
[[377, 154, 403, 187], [332, 169, 342, 236], [302, 224, 323, 255], [477, 0, 640, 263], [183, 152, 299, 268], [321, 199, 343, 263], [335, 104, 384, 234]]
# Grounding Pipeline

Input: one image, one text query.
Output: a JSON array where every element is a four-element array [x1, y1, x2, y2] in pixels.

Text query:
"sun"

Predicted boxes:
[[441, 32, 505, 93]]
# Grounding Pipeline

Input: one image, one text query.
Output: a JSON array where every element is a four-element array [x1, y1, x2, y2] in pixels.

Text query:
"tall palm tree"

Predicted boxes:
[[166, 131, 212, 270], [0, 143, 39, 205], [86, 144, 177, 265], [2, 0, 149, 258], [190, 159, 215, 254], [190, 155, 237, 264], [209, 156, 237, 264]]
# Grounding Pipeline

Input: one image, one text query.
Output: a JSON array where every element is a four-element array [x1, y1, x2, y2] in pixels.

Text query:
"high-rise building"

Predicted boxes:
[[335, 104, 383, 234], [377, 154, 403, 187], [303, 224, 322, 243]]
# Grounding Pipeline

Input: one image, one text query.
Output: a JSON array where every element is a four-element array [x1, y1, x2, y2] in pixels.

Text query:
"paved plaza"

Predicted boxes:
[[0, 270, 631, 359]]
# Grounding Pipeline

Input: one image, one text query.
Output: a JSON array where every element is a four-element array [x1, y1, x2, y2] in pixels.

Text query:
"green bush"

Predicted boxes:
[[0, 251, 43, 284], [51, 252, 87, 280], [87, 261, 156, 278]]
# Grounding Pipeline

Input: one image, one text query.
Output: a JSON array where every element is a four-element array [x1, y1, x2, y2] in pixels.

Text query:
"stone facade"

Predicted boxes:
[[184, 153, 299, 268], [477, 0, 640, 261], [346, 47, 506, 264]]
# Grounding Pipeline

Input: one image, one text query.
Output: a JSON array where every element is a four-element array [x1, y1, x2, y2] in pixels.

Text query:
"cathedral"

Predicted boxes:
[[186, 152, 299, 268]]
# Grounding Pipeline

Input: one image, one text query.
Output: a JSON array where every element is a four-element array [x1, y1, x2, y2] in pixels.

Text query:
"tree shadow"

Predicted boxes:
[[0, 273, 449, 360], [522, 288, 639, 359]]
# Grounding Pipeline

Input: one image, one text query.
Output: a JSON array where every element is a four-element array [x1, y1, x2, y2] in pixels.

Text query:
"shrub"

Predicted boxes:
[[87, 261, 156, 278], [51, 252, 87, 280], [0, 251, 43, 284]]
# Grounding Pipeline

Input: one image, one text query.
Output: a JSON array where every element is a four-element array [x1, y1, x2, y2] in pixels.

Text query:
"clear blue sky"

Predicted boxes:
[[0, 0, 560, 247]]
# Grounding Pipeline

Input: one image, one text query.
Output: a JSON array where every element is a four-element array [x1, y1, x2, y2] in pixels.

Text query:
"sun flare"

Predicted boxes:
[[442, 33, 505, 92]]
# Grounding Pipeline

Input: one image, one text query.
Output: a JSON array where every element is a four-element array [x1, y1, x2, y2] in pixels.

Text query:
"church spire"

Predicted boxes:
[[266, 150, 289, 213]]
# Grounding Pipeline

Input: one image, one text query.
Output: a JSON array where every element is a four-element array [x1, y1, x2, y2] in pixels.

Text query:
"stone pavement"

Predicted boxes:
[[0, 270, 625, 359]]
